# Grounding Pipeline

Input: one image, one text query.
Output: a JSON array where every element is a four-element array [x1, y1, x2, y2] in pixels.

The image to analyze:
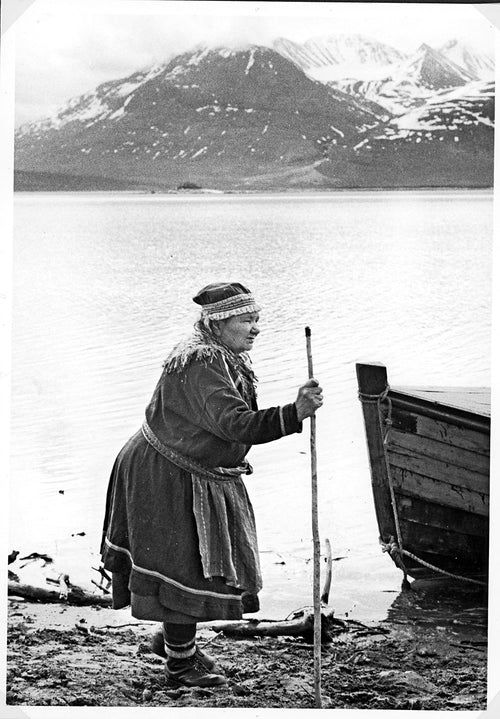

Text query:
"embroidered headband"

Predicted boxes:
[[193, 282, 261, 320]]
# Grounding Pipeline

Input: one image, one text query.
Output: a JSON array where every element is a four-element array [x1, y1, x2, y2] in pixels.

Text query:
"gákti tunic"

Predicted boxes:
[[100, 331, 302, 620]]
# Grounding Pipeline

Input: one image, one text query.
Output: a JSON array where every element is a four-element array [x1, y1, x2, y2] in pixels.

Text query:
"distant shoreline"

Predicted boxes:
[[12, 185, 494, 195]]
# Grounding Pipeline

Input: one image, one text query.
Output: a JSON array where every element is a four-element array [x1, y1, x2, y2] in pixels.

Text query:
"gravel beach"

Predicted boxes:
[[6, 578, 489, 710]]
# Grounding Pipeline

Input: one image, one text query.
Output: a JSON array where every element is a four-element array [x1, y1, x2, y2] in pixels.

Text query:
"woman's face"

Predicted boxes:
[[215, 312, 260, 353]]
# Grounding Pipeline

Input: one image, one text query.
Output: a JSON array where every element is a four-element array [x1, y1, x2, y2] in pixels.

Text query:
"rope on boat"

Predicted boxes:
[[381, 541, 487, 587], [358, 388, 488, 588]]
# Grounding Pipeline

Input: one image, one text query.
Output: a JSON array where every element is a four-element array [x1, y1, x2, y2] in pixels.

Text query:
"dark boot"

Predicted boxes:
[[151, 630, 222, 674], [165, 654, 227, 688], [161, 621, 226, 688]]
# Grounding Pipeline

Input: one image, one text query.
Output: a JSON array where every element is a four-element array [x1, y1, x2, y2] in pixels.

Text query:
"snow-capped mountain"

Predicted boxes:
[[394, 43, 477, 89], [20, 64, 166, 135], [318, 80, 494, 188], [275, 34, 493, 118], [353, 80, 493, 151], [274, 34, 406, 83], [440, 39, 495, 81], [14, 38, 494, 191], [388, 80, 493, 135], [331, 43, 480, 116], [15, 45, 382, 190]]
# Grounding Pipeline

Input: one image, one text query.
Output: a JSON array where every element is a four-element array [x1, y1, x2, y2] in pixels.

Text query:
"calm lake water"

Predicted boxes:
[[10, 189, 493, 622]]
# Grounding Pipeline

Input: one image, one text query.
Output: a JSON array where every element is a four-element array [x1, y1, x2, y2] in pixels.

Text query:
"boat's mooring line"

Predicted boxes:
[[382, 541, 487, 587], [358, 388, 488, 588]]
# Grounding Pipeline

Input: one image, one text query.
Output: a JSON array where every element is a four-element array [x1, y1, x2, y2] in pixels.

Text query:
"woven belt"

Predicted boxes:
[[141, 420, 252, 482]]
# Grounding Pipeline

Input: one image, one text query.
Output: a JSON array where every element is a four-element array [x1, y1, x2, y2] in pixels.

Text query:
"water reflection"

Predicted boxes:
[[386, 578, 488, 643]]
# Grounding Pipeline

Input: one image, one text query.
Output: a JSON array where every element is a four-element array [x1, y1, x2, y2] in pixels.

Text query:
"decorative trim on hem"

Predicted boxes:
[[103, 537, 242, 601]]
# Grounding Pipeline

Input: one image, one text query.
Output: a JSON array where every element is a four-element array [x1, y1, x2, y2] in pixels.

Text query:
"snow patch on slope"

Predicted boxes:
[[245, 48, 256, 75]]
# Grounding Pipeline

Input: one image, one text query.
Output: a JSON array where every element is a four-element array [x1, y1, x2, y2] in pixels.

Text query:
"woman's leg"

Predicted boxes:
[[162, 622, 226, 688], [163, 622, 196, 659]]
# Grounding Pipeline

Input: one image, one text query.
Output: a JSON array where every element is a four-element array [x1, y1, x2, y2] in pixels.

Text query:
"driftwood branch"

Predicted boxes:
[[8, 580, 112, 607], [207, 613, 388, 645], [210, 612, 346, 644], [321, 538, 333, 605], [91, 579, 111, 594]]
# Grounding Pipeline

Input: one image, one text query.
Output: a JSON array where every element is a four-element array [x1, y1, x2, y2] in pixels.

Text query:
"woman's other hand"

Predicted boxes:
[[295, 378, 323, 422]]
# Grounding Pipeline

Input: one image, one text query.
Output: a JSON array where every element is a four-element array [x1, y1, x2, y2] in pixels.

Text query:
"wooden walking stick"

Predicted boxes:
[[305, 326, 322, 708]]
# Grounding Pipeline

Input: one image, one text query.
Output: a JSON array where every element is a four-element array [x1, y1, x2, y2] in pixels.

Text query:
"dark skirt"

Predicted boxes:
[[101, 429, 258, 621]]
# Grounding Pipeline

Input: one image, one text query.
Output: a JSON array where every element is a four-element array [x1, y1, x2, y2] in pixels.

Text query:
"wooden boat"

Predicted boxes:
[[356, 362, 490, 583]]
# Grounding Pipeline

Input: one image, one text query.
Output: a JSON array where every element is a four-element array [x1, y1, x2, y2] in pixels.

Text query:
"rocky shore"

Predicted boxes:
[[6, 578, 489, 710]]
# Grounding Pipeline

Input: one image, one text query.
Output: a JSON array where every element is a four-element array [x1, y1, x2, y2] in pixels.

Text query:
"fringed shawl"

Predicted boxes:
[[163, 326, 257, 408]]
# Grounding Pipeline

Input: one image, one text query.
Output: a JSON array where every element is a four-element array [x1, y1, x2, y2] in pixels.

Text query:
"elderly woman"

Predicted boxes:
[[100, 282, 323, 688]]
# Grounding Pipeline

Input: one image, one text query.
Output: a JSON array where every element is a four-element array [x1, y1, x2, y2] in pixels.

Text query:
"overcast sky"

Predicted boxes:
[[9, 1, 497, 127]]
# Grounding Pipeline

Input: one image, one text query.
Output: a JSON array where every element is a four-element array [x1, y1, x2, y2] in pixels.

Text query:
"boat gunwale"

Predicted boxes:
[[388, 389, 490, 434]]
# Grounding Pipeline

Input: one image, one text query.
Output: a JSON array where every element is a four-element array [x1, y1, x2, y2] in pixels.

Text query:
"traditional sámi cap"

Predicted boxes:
[[193, 282, 260, 320]]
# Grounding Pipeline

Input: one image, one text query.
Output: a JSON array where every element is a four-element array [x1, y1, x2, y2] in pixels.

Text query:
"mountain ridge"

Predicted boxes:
[[15, 36, 495, 191]]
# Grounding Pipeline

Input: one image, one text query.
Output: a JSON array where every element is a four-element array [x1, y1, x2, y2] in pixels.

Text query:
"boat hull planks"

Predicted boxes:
[[356, 362, 490, 582]]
